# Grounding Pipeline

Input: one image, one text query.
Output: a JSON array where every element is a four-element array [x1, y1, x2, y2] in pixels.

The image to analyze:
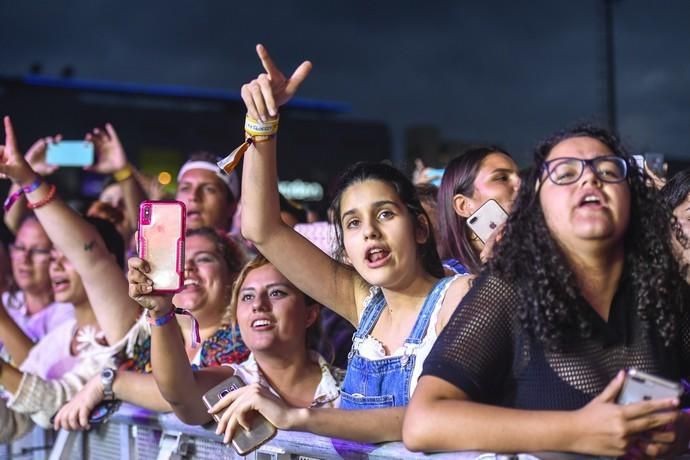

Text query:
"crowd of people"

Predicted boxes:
[[0, 43, 688, 458]]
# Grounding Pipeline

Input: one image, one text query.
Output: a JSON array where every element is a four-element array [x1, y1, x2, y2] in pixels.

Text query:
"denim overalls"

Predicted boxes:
[[340, 277, 453, 409]]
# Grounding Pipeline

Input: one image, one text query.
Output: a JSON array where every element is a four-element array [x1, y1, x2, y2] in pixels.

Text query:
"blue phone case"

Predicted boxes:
[[46, 141, 94, 167]]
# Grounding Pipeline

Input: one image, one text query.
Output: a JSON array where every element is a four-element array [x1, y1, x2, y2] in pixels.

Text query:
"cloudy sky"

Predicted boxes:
[[1, 0, 688, 166]]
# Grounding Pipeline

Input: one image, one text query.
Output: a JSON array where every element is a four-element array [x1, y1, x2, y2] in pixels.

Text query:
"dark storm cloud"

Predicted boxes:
[[1, 0, 688, 164]]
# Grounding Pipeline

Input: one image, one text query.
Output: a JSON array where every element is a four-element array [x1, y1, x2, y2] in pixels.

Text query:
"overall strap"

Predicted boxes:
[[353, 288, 387, 339], [348, 288, 387, 358], [404, 276, 454, 346]]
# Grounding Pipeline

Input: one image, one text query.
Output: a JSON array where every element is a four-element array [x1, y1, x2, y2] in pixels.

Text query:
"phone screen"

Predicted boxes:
[[46, 141, 94, 167]]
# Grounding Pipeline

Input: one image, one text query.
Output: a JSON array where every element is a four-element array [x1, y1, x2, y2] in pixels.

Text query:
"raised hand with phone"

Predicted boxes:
[[85, 123, 147, 236], [0, 115, 140, 344], [0, 117, 141, 435]]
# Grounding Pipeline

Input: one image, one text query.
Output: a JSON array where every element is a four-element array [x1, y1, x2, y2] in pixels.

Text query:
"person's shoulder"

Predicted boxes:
[[445, 274, 475, 303], [450, 270, 521, 320]]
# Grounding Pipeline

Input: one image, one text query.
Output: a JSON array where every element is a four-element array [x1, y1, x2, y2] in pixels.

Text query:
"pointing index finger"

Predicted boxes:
[[3, 116, 18, 151], [256, 44, 281, 80]]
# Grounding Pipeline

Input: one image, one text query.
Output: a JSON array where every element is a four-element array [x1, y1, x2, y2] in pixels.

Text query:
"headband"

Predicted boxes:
[[177, 161, 240, 200]]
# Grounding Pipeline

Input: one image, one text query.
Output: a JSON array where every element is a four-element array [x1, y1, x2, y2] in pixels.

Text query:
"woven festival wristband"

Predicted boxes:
[[146, 307, 201, 347], [217, 119, 277, 176], [146, 306, 176, 326], [3, 177, 44, 211], [244, 115, 279, 137]]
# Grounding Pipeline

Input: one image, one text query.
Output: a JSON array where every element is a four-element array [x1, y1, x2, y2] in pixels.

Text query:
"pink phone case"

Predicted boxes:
[[137, 200, 186, 293]]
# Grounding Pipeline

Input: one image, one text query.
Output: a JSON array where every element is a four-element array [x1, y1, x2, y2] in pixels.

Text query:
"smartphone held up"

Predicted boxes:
[[137, 200, 186, 293], [46, 140, 95, 167], [466, 199, 508, 244]]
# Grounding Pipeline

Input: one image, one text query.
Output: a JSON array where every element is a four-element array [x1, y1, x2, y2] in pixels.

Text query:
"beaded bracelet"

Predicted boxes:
[[27, 184, 57, 210], [146, 307, 201, 347]]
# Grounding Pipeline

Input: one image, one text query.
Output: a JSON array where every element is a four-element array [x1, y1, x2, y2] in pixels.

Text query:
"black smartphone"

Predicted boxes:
[[617, 369, 682, 405], [88, 399, 122, 425], [644, 153, 666, 178], [201, 375, 277, 456]]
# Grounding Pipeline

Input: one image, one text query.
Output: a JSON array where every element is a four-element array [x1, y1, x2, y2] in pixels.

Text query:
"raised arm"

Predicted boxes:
[[86, 123, 147, 231], [239, 45, 360, 325], [0, 117, 139, 344], [127, 256, 233, 424], [3, 135, 60, 234]]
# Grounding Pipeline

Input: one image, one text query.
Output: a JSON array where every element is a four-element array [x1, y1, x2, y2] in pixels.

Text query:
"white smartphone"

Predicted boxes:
[[617, 369, 682, 405], [466, 199, 508, 244]]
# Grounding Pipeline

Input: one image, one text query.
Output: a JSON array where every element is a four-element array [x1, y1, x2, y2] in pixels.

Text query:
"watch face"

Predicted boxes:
[[102, 368, 115, 380]]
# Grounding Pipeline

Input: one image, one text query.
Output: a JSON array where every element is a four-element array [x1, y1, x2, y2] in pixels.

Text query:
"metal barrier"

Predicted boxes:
[[0, 404, 468, 460], [5, 405, 685, 460]]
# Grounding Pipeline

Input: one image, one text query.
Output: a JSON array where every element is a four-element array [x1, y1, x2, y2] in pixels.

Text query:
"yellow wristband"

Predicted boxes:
[[113, 164, 133, 182], [245, 115, 279, 137]]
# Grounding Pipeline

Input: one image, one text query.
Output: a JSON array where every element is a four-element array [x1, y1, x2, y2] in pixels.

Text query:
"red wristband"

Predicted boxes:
[[27, 184, 57, 210]]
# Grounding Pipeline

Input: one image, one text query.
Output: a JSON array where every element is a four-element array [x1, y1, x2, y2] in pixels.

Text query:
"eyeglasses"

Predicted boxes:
[[541, 156, 628, 186], [9, 244, 52, 262]]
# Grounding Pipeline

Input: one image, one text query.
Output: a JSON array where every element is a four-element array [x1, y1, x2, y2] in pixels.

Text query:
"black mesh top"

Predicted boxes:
[[422, 272, 690, 410]]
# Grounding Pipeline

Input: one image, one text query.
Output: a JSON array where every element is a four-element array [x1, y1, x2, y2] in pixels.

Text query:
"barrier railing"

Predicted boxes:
[[0, 404, 466, 460], [5, 404, 685, 460]]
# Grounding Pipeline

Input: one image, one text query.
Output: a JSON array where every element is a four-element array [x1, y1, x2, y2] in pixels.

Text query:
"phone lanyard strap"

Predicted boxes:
[[147, 307, 201, 348], [174, 308, 201, 348], [3, 177, 44, 211]]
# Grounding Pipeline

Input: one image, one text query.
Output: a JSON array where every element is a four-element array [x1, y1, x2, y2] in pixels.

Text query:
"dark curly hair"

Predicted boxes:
[[329, 161, 444, 280], [660, 169, 690, 279], [488, 124, 686, 350]]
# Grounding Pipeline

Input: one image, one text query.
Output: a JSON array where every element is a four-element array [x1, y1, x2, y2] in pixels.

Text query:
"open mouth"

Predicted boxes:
[[182, 279, 200, 291], [578, 193, 604, 208], [52, 277, 70, 293], [365, 247, 391, 267], [186, 210, 202, 220], [251, 318, 276, 331]]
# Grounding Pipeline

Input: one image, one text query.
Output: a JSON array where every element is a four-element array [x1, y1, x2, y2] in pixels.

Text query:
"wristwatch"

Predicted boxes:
[[101, 367, 116, 401]]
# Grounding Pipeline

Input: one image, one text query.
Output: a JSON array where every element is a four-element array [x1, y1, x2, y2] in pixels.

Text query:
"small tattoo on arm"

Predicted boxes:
[[84, 240, 95, 251]]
